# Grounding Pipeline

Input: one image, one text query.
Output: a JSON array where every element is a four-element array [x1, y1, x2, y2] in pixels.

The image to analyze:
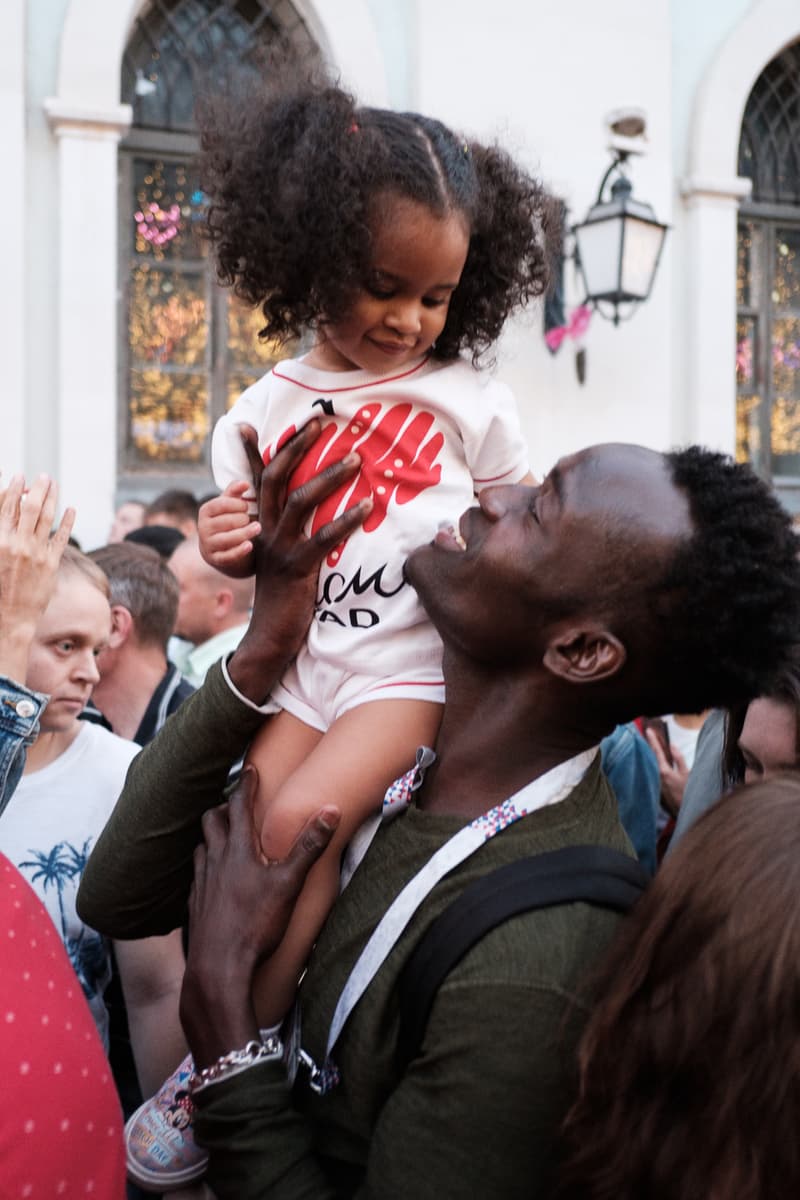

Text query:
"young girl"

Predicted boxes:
[[126, 73, 556, 1190]]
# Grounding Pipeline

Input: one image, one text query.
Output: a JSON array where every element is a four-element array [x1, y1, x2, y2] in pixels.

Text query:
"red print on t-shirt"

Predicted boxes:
[[264, 403, 444, 566]]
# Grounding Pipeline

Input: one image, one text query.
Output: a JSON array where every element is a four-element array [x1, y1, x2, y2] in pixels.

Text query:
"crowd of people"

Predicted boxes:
[[3, 70, 800, 1200]]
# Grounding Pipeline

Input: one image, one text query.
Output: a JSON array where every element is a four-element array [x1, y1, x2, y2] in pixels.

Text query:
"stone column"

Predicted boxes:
[[43, 99, 132, 549], [680, 175, 752, 452], [1, 0, 27, 474]]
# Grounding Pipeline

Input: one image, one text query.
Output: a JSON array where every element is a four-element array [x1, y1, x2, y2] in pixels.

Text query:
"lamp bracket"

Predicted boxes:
[[594, 151, 631, 206]]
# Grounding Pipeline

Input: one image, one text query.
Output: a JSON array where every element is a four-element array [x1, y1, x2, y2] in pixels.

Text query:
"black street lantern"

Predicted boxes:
[[573, 152, 668, 325]]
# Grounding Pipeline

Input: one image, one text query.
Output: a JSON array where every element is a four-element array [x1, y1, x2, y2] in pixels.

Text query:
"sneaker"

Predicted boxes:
[[125, 1054, 208, 1192]]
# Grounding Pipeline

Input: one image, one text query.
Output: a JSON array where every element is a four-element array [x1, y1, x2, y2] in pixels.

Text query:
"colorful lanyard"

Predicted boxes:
[[301, 745, 597, 1094]]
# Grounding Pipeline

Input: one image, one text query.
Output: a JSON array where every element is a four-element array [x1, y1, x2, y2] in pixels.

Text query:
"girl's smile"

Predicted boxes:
[[307, 192, 470, 375]]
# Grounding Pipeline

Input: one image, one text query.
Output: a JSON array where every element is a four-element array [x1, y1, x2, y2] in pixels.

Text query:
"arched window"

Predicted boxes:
[[119, 0, 318, 485], [736, 39, 800, 502]]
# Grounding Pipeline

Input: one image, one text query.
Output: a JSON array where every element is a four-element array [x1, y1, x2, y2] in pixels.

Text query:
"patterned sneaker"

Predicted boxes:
[[125, 1054, 208, 1192]]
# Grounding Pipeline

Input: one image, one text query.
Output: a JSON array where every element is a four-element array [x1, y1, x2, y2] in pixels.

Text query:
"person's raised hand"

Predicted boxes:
[[645, 729, 689, 818], [0, 474, 75, 682], [180, 765, 340, 1065], [229, 421, 372, 702]]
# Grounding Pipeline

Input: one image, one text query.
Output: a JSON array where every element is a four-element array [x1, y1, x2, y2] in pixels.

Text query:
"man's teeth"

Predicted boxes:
[[438, 521, 466, 549]]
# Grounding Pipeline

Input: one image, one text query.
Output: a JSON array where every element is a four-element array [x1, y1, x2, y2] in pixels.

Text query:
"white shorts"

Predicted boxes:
[[266, 643, 445, 732]]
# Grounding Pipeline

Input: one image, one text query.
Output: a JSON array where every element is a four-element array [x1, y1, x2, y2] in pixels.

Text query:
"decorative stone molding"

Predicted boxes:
[[679, 176, 753, 203], [43, 98, 132, 141]]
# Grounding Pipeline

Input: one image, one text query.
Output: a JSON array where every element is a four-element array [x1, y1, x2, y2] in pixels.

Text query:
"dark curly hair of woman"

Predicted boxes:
[[198, 74, 558, 363], [556, 774, 800, 1200]]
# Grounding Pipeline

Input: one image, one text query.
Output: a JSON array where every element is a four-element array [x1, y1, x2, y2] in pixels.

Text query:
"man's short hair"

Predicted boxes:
[[125, 524, 185, 560], [59, 544, 110, 599], [144, 489, 199, 526], [90, 543, 179, 651], [639, 447, 800, 715]]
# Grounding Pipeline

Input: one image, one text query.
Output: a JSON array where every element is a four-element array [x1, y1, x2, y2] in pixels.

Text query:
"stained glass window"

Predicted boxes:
[[119, 0, 316, 478], [736, 41, 800, 497]]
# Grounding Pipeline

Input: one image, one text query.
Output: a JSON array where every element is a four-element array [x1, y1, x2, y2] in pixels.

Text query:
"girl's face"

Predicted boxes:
[[738, 696, 799, 784], [310, 193, 469, 374]]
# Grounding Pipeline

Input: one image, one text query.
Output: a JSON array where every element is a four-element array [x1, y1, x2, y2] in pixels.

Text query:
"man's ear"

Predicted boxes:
[[108, 604, 133, 649], [215, 588, 234, 619], [543, 626, 626, 683]]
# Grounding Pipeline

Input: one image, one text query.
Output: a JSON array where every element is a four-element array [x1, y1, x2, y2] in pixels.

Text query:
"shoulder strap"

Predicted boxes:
[[396, 845, 648, 1070]]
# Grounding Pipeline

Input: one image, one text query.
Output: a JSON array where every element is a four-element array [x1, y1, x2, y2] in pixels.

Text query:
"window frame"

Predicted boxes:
[[737, 202, 800, 511], [116, 0, 319, 497]]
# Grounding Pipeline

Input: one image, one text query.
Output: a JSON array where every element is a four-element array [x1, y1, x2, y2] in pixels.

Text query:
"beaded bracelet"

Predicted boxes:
[[188, 1033, 283, 1094]]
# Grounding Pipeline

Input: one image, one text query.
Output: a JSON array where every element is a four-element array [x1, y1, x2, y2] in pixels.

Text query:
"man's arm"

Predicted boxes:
[[180, 771, 583, 1199], [179, 767, 341, 1197], [194, 984, 578, 1200], [77, 422, 369, 939], [115, 929, 189, 1098]]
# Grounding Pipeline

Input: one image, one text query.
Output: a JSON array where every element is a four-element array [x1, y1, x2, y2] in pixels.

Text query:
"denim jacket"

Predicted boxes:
[[0, 676, 48, 816], [600, 722, 659, 875]]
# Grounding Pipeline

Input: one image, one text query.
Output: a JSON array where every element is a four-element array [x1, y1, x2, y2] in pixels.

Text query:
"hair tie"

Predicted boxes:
[[349, 121, 360, 135]]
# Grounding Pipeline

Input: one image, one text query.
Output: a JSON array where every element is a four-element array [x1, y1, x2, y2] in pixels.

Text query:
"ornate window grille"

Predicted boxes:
[[119, 0, 317, 481], [736, 40, 800, 502]]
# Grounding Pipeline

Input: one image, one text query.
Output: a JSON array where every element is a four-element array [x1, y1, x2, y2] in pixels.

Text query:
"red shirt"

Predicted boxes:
[[0, 852, 126, 1197]]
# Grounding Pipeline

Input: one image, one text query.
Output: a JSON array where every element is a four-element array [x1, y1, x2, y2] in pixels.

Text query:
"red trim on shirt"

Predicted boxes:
[[473, 467, 522, 484], [371, 679, 445, 689], [273, 356, 431, 394]]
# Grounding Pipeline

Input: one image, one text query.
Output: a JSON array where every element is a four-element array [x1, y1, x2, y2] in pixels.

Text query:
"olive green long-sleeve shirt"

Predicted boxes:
[[79, 663, 632, 1200]]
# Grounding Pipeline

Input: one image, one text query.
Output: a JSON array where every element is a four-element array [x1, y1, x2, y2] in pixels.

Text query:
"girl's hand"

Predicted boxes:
[[228, 420, 372, 704], [197, 481, 261, 578]]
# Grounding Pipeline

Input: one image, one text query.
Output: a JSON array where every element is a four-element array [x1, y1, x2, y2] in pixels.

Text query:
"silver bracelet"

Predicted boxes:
[[188, 1033, 283, 1094]]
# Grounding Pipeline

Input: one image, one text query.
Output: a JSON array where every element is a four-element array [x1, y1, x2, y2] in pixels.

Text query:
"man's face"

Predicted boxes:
[[108, 501, 145, 543], [168, 542, 216, 646], [26, 572, 111, 733], [405, 444, 692, 667]]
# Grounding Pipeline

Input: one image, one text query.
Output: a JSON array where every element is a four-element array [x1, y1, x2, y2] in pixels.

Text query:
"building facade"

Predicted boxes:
[[2, 0, 799, 547]]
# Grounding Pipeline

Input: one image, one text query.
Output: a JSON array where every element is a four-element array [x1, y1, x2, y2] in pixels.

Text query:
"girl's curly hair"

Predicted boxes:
[[198, 74, 559, 363]]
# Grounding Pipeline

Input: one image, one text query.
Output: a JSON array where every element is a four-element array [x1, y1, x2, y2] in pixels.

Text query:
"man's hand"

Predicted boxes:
[[0, 474, 75, 682], [228, 420, 371, 703], [180, 766, 340, 1068]]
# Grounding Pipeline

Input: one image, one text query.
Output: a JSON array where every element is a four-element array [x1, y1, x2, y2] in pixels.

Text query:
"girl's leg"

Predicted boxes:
[[246, 710, 325, 842], [250, 698, 442, 1027]]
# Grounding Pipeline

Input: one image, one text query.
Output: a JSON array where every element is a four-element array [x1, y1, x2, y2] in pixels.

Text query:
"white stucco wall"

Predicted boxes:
[[413, 0, 675, 477], [0, 0, 27, 477], [6, 0, 800, 546]]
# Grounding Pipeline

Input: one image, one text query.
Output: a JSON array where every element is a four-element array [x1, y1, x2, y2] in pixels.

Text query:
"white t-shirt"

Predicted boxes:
[[0, 722, 139, 1048], [213, 355, 529, 679], [663, 714, 703, 771]]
